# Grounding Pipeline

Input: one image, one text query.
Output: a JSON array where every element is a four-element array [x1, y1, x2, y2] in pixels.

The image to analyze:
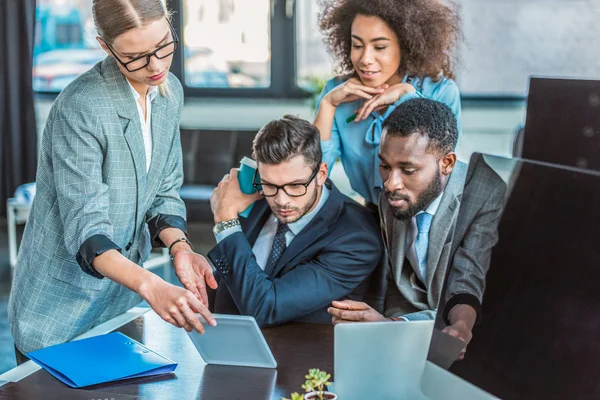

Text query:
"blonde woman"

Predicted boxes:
[[9, 0, 216, 358]]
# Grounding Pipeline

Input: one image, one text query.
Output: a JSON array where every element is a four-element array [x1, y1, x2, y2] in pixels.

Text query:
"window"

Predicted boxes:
[[33, 0, 600, 98], [456, 0, 600, 97], [55, 23, 82, 45], [295, 0, 335, 92], [34, 0, 300, 96], [181, 0, 271, 89], [33, 0, 104, 93]]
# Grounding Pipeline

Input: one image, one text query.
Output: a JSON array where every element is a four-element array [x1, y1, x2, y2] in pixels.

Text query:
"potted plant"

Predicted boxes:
[[281, 393, 304, 400], [282, 368, 337, 400], [302, 75, 329, 111]]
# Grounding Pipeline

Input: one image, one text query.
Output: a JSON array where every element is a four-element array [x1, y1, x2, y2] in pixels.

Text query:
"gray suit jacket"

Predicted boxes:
[[9, 57, 186, 353], [380, 157, 506, 321]]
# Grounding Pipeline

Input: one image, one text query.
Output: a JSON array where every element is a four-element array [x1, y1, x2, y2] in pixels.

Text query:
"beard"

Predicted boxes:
[[273, 185, 320, 224], [386, 169, 443, 221]]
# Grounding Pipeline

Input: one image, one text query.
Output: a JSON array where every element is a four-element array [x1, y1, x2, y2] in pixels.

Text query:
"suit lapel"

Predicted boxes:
[[270, 181, 343, 277], [144, 93, 168, 209], [424, 163, 466, 291], [101, 57, 147, 216], [380, 193, 410, 289], [271, 216, 330, 278], [122, 120, 148, 196], [390, 218, 409, 288], [242, 200, 272, 246]]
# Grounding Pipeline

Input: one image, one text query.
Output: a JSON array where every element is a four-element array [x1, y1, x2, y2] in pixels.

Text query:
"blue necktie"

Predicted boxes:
[[265, 222, 289, 275], [414, 212, 433, 281]]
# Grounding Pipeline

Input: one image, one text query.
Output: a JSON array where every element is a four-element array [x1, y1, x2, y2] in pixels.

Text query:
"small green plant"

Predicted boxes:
[[281, 393, 304, 400], [281, 368, 334, 400], [302, 75, 329, 111], [302, 368, 332, 400]]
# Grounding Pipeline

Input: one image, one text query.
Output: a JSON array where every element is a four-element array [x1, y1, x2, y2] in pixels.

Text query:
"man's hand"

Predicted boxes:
[[327, 300, 388, 324], [210, 168, 262, 223], [442, 320, 472, 361], [443, 303, 477, 360], [172, 247, 218, 306]]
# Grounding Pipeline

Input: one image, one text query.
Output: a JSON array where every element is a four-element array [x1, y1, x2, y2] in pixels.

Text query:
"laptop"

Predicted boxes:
[[333, 319, 496, 400], [434, 153, 600, 399], [333, 320, 434, 400]]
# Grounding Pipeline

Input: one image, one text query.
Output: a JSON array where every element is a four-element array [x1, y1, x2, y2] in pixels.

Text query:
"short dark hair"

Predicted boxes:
[[381, 98, 458, 155], [252, 115, 322, 168]]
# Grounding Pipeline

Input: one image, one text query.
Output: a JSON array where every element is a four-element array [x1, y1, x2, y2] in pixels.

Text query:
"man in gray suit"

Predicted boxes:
[[328, 99, 506, 355]]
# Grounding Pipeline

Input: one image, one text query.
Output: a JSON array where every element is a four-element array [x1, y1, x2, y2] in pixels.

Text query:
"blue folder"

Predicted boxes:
[[26, 332, 177, 388]]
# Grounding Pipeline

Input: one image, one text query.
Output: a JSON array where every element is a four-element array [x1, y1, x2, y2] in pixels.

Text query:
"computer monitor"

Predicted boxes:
[[429, 153, 600, 399], [524, 77, 600, 170]]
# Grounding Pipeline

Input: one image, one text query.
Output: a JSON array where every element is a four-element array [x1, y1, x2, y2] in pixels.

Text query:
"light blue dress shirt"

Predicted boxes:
[[405, 191, 444, 284], [215, 186, 330, 270], [317, 75, 462, 204], [399, 191, 444, 321]]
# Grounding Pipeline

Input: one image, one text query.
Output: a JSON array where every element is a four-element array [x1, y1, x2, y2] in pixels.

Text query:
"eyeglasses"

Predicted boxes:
[[252, 166, 320, 197], [103, 23, 179, 72]]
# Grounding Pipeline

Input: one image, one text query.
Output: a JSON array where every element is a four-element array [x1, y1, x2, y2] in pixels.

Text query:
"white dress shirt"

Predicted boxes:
[[405, 191, 444, 284], [127, 81, 158, 172]]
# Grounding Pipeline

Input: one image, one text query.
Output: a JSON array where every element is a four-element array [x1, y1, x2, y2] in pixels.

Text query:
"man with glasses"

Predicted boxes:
[[207, 115, 382, 326]]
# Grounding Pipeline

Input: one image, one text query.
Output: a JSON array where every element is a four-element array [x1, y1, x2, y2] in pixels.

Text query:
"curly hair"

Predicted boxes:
[[318, 0, 462, 80], [382, 98, 458, 155]]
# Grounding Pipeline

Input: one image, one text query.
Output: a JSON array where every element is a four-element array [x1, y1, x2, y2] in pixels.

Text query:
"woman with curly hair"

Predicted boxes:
[[314, 0, 462, 206]]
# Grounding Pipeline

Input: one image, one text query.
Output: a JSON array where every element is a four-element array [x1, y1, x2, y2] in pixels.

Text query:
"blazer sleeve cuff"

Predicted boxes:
[[443, 293, 482, 326], [76, 234, 121, 279], [147, 214, 188, 247]]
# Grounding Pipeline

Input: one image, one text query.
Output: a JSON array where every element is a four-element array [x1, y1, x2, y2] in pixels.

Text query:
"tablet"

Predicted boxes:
[[186, 314, 277, 368]]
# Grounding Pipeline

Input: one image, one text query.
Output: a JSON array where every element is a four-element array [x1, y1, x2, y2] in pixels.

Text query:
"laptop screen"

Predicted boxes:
[[429, 153, 600, 399]]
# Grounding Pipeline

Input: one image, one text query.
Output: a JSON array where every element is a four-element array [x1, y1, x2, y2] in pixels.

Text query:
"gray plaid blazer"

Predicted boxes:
[[9, 56, 186, 353], [380, 157, 506, 322]]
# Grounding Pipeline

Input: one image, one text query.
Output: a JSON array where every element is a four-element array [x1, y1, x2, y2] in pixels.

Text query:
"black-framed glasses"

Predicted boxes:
[[103, 22, 179, 72], [252, 165, 320, 197]]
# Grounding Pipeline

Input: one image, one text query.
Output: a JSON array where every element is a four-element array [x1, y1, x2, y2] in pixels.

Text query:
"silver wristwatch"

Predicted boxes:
[[212, 218, 241, 236]]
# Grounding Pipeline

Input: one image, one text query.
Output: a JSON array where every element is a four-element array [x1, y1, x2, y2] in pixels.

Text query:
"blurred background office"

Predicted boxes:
[[1, 0, 600, 374]]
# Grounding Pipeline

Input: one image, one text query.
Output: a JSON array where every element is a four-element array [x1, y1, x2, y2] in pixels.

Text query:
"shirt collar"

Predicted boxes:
[[417, 190, 444, 217], [271, 185, 330, 236], [126, 79, 159, 102]]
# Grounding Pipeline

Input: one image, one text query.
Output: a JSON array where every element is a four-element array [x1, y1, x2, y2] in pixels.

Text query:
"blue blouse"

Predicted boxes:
[[317, 75, 462, 204]]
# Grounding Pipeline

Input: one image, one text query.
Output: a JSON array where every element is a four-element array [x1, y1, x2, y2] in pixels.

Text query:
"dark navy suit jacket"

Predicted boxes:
[[207, 180, 382, 326]]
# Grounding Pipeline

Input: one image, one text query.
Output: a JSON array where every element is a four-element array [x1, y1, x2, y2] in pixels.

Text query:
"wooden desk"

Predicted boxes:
[[0, 311, 334, 399]]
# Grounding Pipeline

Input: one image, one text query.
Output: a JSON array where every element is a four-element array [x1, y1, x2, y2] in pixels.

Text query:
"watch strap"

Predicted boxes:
[[168, 237, 193, 259], [213, 218, 241, 236]]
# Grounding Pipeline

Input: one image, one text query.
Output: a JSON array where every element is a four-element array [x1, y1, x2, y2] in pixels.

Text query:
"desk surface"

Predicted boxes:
[[1, 312, 334, 399]]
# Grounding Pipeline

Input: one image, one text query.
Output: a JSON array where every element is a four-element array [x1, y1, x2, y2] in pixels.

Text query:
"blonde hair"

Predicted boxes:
[[93, 0, 173, 96]]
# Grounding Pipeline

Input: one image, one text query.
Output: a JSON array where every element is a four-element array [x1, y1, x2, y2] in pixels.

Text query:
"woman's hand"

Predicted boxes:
[[323, 77, 388, 108], [172, 248, 219, 307], [139, 274, 217, 333], [353, 82, 417, 121]]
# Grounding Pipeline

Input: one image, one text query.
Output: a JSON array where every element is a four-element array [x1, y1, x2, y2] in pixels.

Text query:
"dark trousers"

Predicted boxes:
[[14, 346, 29, 365]]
